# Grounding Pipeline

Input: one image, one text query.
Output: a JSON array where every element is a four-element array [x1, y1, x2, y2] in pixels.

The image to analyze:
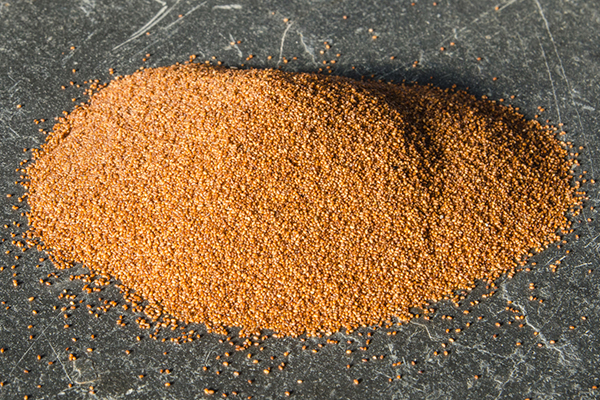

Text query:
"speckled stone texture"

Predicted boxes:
[[0, 0, 599, 399]]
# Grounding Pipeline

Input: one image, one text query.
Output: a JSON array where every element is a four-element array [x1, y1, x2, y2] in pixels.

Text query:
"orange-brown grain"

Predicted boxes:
[[26, 64, 578, 336]]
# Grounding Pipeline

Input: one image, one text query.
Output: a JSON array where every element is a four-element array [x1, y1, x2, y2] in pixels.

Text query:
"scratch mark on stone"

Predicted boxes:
[[411, 322, 439, 342], [133, 24, 191, 58], [498, 0, 518, 12], [585, 235, 600, 248], [437, 0, 521, 48], [203, 348, 217, 365], [79, 0, 96, 17], [575, 103, 596, 112], [212, 4, 242, 10], [61, 51, 76, 66], [500, 285, 580, 370], [47, 338, 74, 384], [113, 0, 179, 51], [572, 262, 592, 270], [228, 33, 243, 58], [85, 30, 97, 42], [537, 39, 562, 125], [0, 126, 19, 140], [163, 1, 206, 30], [298, 32, 316, 65], [278, 22, 293, 65], [7, 80, 21, 93], [534, 0, 595, 177], [73, 359, 99, 384], [8, 310, 63, 379]]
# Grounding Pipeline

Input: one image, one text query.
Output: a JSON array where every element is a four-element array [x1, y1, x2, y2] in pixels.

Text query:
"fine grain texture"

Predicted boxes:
[[25, 64, 578, 336]]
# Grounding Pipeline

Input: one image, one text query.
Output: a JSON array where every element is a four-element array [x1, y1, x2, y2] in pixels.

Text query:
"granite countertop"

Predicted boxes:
[[1, 0, 599, 399]]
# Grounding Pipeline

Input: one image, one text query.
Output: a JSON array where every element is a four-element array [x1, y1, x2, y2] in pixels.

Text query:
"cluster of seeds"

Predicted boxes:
[[25, 63, 579, 336]]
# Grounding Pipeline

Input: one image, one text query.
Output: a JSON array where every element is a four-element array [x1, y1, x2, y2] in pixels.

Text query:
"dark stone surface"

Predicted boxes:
[[1, 0, 599, 399]]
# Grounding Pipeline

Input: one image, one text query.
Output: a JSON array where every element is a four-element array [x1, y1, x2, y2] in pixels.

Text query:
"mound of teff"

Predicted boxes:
[[26, 64, 577, 336]]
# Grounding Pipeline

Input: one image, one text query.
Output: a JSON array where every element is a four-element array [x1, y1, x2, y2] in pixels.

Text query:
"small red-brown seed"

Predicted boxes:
[[24, 64, 580, 338]]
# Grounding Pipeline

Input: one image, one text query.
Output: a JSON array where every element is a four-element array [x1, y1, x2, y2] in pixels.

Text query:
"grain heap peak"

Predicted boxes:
[[26, 64, 579, 336]]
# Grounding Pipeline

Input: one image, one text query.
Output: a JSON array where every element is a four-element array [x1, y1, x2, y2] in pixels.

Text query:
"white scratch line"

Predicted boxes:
[[8, 310, 63, 379], [584, 234, 600, 248], [298, 32, 316, 65], [538, 39, 562, 125], [47, 338, 74, 383], [278, 22, 293, 65], [7, 79, 21, 92], [411, 322, 437, 341], [113, 0, 174, 51], [184, 1, 206, 15], [497, 0, 518, 12], [534, 0, 595, 177], [437, 0, 520, 48], [228, 33, 243, 58], [212, 4, 242, 10], [573, 262, 592, 269], [7, 126, 19, 139], [163, 1, 206, 30], [85, 30, 96, 42], [79, 0, 96, 17], [579, 104, 595, 112]]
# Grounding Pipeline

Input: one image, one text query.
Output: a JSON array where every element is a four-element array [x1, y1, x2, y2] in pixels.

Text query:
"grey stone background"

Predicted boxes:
[[1, 0, 599, 399]]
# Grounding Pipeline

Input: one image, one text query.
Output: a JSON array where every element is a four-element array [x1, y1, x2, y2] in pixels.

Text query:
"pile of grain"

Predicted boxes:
[[26, 64, 577, 336]]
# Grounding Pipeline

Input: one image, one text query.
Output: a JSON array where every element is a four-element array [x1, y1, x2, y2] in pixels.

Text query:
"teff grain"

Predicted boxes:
[[26, 64, 578, 337]]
